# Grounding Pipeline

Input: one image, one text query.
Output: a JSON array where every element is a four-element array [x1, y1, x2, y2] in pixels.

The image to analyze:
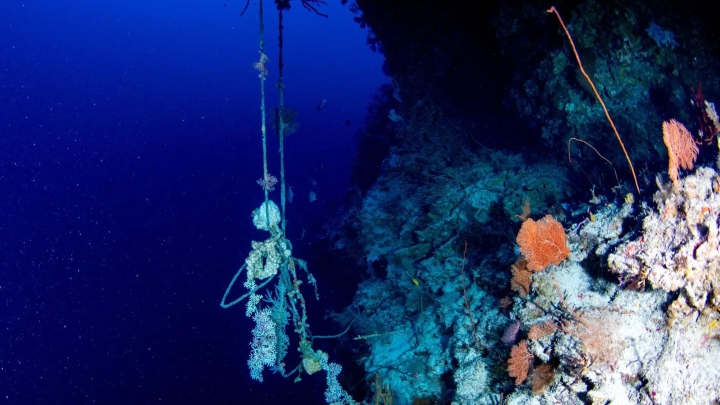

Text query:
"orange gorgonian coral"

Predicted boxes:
[[516, 215, 570, 272], [662, 119, 698, 186]]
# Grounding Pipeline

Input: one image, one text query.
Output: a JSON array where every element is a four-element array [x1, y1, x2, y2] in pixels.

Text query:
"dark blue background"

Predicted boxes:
[[0, 1, 385, 403]]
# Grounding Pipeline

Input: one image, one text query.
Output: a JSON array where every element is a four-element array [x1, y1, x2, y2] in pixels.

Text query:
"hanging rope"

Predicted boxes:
[[222, 3, 357, 394], [256, 0, 271, 229], [277, 9, 287, 233]]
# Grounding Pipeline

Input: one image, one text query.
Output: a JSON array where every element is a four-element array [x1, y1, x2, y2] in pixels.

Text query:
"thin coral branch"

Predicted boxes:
[[300, 0, 328, 17], [567, 137, 620, 186], [548, 6, 640, 194]]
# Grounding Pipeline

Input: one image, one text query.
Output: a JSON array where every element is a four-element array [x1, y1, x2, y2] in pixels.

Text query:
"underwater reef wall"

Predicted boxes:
[[338, 112, 720, 404], [336, 0, 720, 403]]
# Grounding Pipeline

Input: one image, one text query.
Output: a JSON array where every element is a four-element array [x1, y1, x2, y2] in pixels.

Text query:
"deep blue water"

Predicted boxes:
[[0, 1, 385, 404]]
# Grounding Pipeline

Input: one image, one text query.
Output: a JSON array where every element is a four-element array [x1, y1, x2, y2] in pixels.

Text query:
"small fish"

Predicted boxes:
[[345, 120, 350, 126], [317, 163, 324, 170], [316, 99, 328, 110], [287, 185, 294, 203], [309, 190, 317, 202], [299, 228, 306, 241], [309, 178, 317, 187]]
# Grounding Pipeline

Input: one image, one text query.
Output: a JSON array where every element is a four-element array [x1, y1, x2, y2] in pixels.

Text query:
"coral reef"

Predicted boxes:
[[336, 102, 720, 405], [331, 0, 720, 403], [609, 167, 720, 313]]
